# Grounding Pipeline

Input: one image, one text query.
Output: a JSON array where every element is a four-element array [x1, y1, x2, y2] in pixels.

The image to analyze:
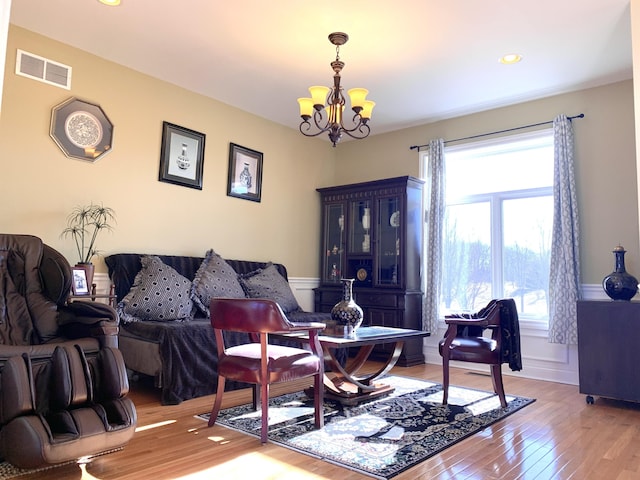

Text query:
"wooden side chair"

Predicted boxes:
[[439, 298, 522, 408], [207, 298, 325, 443]]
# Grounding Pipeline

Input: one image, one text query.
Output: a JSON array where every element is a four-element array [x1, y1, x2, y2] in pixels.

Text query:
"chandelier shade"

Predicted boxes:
[[297, 32, 375, 147]]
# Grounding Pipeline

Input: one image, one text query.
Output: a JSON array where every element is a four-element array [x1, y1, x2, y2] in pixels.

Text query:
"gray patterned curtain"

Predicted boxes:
[[548, 115, 581, 344], [423, 139, 446, 333]]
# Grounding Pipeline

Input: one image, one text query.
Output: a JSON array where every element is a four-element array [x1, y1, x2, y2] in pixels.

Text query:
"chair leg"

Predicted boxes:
[[313, 371, 324, 429], [252, 384, 259, 411], [442, 356, 450, 405], [208, 376, 226, 427], [490, 364, 507, 408], [260, 381, 269, 444]]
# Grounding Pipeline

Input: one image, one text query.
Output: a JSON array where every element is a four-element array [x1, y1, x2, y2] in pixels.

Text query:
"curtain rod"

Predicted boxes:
[[409, 113, 585, 151]]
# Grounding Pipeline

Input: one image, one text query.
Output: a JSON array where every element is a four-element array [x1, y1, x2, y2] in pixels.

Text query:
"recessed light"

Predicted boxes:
[[98, 0, 121, 5], [499, 53, 522, 64]]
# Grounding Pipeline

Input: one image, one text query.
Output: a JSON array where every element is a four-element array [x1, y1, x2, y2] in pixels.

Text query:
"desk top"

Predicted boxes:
[[281, 326, 430, 348]]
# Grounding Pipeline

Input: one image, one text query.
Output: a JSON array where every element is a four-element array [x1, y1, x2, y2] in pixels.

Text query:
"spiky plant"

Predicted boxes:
[[61, 203, 116, 263]]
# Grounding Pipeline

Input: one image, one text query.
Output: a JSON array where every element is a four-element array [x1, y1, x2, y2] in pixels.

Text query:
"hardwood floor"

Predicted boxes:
[[23, 363, 640, 480]]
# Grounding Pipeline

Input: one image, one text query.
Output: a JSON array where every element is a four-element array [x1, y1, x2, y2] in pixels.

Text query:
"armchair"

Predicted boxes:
[[439, 298, 522, 408], [0, 234, 136, 468], [207, 298, 325, 444]]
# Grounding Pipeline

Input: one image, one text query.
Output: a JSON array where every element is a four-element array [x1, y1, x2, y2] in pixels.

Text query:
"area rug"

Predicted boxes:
[[0, 447, 121, 479], [0, 460, 74, 479], [197, 376, 535, 479]]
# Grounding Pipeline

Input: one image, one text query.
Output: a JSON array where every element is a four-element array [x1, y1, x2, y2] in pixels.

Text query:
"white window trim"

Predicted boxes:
[[420, 128, 554, 331]]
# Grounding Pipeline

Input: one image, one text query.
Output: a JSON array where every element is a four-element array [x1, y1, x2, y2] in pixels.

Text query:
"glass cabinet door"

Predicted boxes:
[[349, 199, 372, 254], [322, 203, 345, 284], [377, 196, 401, 285]]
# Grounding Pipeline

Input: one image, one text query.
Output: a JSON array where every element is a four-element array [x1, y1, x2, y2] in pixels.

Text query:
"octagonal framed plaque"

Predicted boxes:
[[50, 97, 113, 161]]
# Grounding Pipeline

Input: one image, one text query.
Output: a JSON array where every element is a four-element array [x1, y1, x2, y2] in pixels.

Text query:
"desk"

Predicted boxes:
[[276, 326, 430, 405]]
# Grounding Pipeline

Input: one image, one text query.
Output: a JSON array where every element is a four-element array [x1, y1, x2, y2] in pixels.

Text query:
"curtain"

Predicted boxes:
[[548, 114, 581, 344], [422, 138, 446, 333]]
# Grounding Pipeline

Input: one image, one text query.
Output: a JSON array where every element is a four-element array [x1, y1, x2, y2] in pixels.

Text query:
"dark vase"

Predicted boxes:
[[602, 246, 638, 301], [331, 278, 364, 337]]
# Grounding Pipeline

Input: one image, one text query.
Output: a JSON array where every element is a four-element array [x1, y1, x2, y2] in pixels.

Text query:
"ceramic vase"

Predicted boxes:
[[176, 143, 190, 170], [602, 245, 638, 301], [331, 278, 364, 337], [239, 162, 252, 188]]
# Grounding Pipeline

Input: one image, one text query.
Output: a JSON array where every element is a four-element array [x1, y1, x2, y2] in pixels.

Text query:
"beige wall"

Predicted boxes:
[[1, 26, 637, 287], [335, 81, 638, 285], [0, 26, 336, 277], [632, 0, 640, 255]]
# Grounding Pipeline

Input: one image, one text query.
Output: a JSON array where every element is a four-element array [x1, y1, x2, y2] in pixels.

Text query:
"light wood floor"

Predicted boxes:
[[22, 362, 640, 480]]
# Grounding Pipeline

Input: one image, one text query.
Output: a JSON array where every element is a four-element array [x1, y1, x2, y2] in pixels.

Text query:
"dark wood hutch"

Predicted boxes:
[[314, 176, 426, 366]]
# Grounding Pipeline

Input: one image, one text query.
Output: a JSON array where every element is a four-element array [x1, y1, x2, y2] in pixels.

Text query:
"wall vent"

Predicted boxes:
[[15, 49, 72, 90]]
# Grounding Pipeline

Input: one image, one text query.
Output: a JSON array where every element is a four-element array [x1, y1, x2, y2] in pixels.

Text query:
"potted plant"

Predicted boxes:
[[61, 203, 116, 289]]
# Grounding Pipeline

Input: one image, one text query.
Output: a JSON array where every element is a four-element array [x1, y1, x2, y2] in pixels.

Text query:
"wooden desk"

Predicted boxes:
[[276, 326, 430, 404]]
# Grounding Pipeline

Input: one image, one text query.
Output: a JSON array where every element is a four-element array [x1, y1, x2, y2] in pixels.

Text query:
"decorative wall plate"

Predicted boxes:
[[50, 97, 113, 161], [357, 268, 368, 282], [390, 210, 400, 227]]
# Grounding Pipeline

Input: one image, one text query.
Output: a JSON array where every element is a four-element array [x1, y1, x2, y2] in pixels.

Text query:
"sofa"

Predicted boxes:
[[105, 250, 331, 405]]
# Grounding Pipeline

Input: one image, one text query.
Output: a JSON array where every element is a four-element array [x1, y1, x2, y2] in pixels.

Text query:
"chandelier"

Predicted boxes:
[[297, 32, 375, 147]]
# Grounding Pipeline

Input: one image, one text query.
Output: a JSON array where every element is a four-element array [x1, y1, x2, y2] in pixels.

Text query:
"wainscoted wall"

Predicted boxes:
[[288, 280, 612, 386], [424, 285, 610, 387], [96, 271, 613, 386]]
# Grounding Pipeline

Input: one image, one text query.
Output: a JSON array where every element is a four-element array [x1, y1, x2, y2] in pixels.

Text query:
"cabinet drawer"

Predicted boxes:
[[354, 292, 398, 307], [318, 290, 342, 305]]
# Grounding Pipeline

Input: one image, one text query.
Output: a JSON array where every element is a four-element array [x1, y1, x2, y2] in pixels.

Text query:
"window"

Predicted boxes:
[[427, 129, 554, 324]]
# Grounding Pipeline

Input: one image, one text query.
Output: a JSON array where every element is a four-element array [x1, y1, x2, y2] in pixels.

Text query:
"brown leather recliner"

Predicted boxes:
[[0, 233, 136, 469]]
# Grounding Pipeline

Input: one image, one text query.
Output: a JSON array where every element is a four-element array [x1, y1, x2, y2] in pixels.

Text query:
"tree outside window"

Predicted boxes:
[[438, 130, 553, 323]]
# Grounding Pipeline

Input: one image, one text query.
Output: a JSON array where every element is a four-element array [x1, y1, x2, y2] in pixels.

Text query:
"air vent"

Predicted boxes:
[[15, 49, 71, 90]]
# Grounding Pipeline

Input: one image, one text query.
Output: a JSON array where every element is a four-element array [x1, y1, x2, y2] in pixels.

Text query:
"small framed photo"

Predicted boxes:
[[227, 143, 263, 202], [158, 121, 206, 190], [71, 267, 90, 295]]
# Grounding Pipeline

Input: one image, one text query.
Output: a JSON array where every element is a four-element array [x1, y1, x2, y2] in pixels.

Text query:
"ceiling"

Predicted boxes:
[[9, 0, 633, 139]]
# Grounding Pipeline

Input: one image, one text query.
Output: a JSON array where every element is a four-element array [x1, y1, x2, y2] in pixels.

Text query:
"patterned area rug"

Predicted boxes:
[[0, 460, 73, 479], [197, 376, 535, 479], [0, 448, 121, 479]]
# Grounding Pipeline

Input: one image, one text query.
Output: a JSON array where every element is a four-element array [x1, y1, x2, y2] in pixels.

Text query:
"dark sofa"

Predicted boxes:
[[105, 253, 331, 405]]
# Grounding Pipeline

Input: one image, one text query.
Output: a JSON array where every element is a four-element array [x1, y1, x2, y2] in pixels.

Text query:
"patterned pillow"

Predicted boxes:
[[190, 249, 246, 316], [238, 263, 300, 313], [117, 255, 194, 323]]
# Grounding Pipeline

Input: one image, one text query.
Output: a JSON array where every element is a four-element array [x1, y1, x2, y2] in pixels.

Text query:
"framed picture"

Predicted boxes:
[[227, 143, 263, 202], [158, 121, 206, 190], [71, 267, 90, 295]]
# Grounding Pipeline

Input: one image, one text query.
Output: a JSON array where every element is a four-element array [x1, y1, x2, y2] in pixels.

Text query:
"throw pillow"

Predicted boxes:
[[190, 249, 246, 316], [117, 255, 194, 323], [238, 263, 300, 313]]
